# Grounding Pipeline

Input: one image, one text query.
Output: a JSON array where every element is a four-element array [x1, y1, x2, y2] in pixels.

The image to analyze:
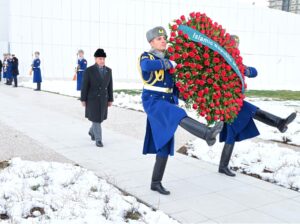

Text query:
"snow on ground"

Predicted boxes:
[[0, 158, 179, 224], [186, 139, 300, 192]]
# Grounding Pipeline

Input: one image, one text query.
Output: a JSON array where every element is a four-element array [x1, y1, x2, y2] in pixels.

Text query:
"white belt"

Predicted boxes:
[[143, 85, 173, 93]]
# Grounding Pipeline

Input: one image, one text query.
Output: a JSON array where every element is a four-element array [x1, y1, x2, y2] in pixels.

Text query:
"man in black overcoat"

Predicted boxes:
[[80, 48, 113, 147], [11, 54, 19, 87]]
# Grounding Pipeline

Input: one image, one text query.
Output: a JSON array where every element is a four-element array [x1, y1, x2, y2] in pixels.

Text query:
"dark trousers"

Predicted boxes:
[[12, 75, 18, 87]]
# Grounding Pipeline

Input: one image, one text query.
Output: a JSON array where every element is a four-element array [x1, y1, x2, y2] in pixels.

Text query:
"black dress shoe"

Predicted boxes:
[[151, 183, 170, 195], [219, 167, 236, 177], [88, 131, 95, 141], [278, 112, 297, 133], [96, 141, 103, 147]]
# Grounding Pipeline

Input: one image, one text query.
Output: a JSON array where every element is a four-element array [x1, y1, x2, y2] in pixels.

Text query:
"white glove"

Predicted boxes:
[[169, 60, 177, 68]]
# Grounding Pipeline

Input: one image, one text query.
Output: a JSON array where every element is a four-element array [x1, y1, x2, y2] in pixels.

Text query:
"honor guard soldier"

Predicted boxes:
[[5, 54, 13, 85], [0, 56, 2, 82], [31, 51, 42, 91], [218, 35, 297, 177], [2, 54, 8, 83], [139, 26, 224, 195], [75, 49, 88, 91]]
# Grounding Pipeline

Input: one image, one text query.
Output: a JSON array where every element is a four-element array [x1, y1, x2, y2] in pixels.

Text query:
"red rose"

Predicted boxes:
[[213, 57, 220, 63], [180, 15, 186, 21], [174, 53, 181, 59], [184, 34, 189, 39], [175, 45, 182, 51], [168, 47, 174, 53], [189, 51, 195, 58], [204, 60, 210, 66], [171, 32, 176, 37], [206, 115, 212, 121], [178, 30, 183, 35], [192, 70, 198, 76], [203, 53, 209, 59], [190, 12, 196, 18], [190, 63, 196, 69], [183, 42, 189, 48], [171, 25, 178, 31], [183, 93, 189, 100], [196, 64, 203, 70], [197, 80, 205, 86], [197, 90, 204, 96], [176, 19, 182, 25], [169, 68, 176, 74], [207, 78, 214, 84], [169, 55, 175, 61], [176, 38, 183, 44], [185, 72, 191, 79], [176, 64, 183, 69], [204, 87, 209, 94], [184, 61, 190, 67], [192, 104, 198, 110], [182, 52, 189, 59], [195, 55, 201, 61]]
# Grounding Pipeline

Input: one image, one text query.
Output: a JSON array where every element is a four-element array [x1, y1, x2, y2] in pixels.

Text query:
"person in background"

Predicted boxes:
[[5, 54, 13, 85], [80, 48, 113, 148], [31, 51, 42, 91], [11, 54, 19, 87], [75, 49, 88, 91], [0, 57, 2, 82], [2, 54, 8, 83]]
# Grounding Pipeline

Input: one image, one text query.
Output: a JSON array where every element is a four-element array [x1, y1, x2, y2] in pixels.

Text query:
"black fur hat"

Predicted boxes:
[[94, 48, 106, 58]]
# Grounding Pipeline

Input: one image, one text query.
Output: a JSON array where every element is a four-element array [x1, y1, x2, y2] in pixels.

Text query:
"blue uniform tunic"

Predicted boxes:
[[220, 66, 260, 144], [6, 59, 12, 79], [32, 58, 42, 83], [140, 52, 187, 157], [3, 59, 8, 79], [76, 58, 87, 91]]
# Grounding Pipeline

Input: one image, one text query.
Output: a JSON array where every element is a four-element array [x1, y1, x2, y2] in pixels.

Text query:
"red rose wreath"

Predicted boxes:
[[168, 12, 246, 125]]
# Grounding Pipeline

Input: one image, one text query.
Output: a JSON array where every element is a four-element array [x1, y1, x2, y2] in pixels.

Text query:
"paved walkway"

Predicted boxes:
[[1, 84, 300, 223]]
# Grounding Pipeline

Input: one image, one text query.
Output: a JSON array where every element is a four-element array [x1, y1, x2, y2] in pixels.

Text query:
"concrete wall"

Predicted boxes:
[[4, 0, 300, 90], [0, 0, 9, 54]]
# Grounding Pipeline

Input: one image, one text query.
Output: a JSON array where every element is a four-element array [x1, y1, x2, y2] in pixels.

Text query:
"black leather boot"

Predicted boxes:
[[254, 109, 296, 133], [180, 117, 223, 146], [151, 155, 170, 195], [219, 143, 236, 177], [34, 83, 41, 91]]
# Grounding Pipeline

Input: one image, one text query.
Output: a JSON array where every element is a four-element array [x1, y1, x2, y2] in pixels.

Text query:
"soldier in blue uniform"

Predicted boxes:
[[5, 54, 13, 85], [0, 57, 2, 82], [76, 49, 88, 91], [2, 54, 8, 83], [218, 35, 297, 177], [140, 26, 224, 195], [31, 51, 42, 91]]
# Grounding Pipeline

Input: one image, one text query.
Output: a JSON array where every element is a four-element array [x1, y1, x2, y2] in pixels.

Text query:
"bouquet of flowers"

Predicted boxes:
[[168, 12, 246, 125]]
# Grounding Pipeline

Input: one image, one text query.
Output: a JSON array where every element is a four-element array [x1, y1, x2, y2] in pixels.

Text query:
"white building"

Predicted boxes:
[[0, 0, 300, 90]]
